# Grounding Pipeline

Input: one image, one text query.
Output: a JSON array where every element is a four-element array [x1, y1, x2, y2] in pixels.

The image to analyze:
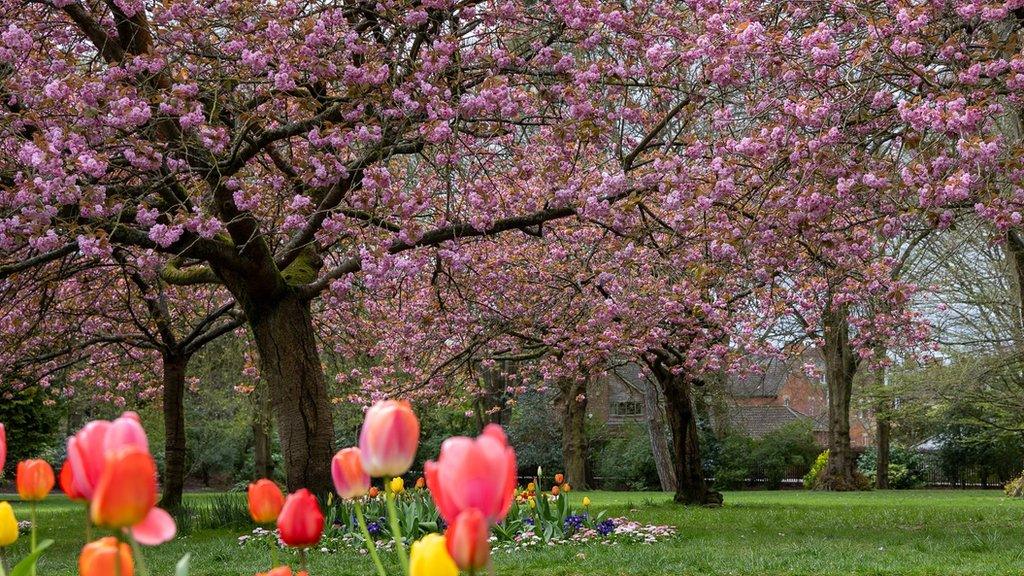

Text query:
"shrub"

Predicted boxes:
[[857, 445, 927, 489], [803, 450, 829, 489], [594, 423, 659, 490], [713, 434, 756, 489], [1005, 473, 1024, 498], [752, 422, 820, 489]]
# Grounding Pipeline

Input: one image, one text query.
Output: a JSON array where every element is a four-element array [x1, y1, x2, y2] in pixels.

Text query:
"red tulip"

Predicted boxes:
[[445, 508, 490, 571], [60, 461, 86, 501], [277, 489, 324, 548], [0, 423, 6, 475], [554, 473, 565, 485], [248, 479, 285, 524], [359, 400, 420, 477], [368, 486, 380, 498], [67, 420, 112, 500], [425, 424, 516, 524], [90, 448, 157, 529], [16, 459, 54, 501], [331, 448, 370, 499], [79, 537, 133, 576]]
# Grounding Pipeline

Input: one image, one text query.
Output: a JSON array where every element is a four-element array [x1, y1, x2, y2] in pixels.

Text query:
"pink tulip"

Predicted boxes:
[[425, 424, 516, 524], [331, 448, 370, 499], [105, 412, 149, 455], [445, 508, 490, 571], [67, 420, 112, 500], [0, 423, 6, 475], [358, 400, 420, 477]]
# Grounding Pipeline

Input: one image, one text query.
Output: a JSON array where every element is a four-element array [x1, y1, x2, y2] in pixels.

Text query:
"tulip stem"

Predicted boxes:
[[354, 501, 387, 576], [127, 531, 150, 576], [385, 480, 410, 575], [1, 547, 8, 576], [29, 502, 36, 576], [84, 503, 92, 542], [299, 548, 308, 572], [268, 530, 279, 568]]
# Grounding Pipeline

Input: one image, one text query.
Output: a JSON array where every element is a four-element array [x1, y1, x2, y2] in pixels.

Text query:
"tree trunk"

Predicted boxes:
[[249, 293, 334, 495], [159, 351, 189, 510], [559, 378, 590, 490], [253, 378, 274, 479], [641, 374, 677, 492], [820, 304, 861, 491], [1006, 230, 1024, 336], [650, 362, 721, 506], [876, 416, 891, 489]]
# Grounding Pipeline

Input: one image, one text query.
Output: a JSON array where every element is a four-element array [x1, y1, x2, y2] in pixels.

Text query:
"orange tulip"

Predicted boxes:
[[248, 479, 285, 524], [554, 473, 564, 485], [16, 459, 54, 501], [79, 537, 133, 576], [368, 486, 380, 498], [415, 477, 426, 490], [331, 448, 370, 499], [60, 461, 86, 501], [445, 508, 490, 571], [256, 567, 308, 576], [359, 400, 420, 477], [277, 489, 324, 548], [90, 448, 157, 529]]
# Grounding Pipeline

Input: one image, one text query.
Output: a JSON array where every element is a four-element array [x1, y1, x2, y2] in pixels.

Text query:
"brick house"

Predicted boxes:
[[589, 354, 874, 448]]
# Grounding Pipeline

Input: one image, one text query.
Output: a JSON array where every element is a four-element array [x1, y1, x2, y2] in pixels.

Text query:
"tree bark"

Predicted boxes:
[[159, 351, 189, 510], [559, 378, 590, 490], [253, 378, 274, 479], [649, 361, 721, 506], [874, 359, 890, 490], [641, 373, 677, 492], [248, 293, 334, 495], [820, 304, 861, 490]]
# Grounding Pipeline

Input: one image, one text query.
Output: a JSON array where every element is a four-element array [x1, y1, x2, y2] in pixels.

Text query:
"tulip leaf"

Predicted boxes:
[[175, 553, 191, 576], [9, 539, 53, 576]]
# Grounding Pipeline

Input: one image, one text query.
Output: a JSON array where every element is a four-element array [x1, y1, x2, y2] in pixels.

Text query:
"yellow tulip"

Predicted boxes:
[[409, 533, 457, 576], [582, 496, 591, 507], [526, 482, 536, 492], [390, 476, 405, 494], [0, 501, 18, 547], [562, 483, 571, 493], [528, 497, 536, 509]]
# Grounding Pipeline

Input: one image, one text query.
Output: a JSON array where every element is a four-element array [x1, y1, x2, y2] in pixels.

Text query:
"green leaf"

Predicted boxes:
[[9, 539, 53, 576], [175, 553, 192, 576]]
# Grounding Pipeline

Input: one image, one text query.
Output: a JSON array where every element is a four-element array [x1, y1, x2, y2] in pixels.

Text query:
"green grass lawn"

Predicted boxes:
[[3, 490, 1022, 575]]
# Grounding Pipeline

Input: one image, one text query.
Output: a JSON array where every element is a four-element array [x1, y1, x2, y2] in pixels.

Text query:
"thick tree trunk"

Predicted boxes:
[[559, 378, 590, 490], [650, 362, 721, 506], [1006, 230, 1024, 335], [249, 294, 334, 495], [253, 378, 274, 479], [876, 417, 891, 489], [641, 374, 677, 492], [820, 304, 861, 491], [159, 351, 189, 510]]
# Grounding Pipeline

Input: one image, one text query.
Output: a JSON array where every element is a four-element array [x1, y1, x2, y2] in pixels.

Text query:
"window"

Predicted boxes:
[[613, 401, 642, 417]]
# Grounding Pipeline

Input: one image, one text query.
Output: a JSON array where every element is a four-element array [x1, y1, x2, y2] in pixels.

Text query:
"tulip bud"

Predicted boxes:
[[368, 486, 380, 498], [526, 482, 535, 492], [582, 496, 591, 507], [90, 449, 157, 529], [332, 448, 370, 500], [17, 459, 55, 501], [0, 502, 18, 547], [562, 483, 571, 493], [554, 473, 565, 485], [551, 485, 560, 497], [390, 476, 404, 494], [415, 477, 426, 490], [277, 489, 324, 548], [528, 497, 536, 509], [79, 537, 134, 576], [446, 509, 490, 571], [248, 479, 286, 524], [409, 533, 458, 576], [359, 400, 420, 477], [60, 461, 86, 502]]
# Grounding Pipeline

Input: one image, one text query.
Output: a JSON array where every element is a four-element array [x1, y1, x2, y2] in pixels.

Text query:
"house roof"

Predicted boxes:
[[727, 404, 824, 438], [727, 358, 793, 398]]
